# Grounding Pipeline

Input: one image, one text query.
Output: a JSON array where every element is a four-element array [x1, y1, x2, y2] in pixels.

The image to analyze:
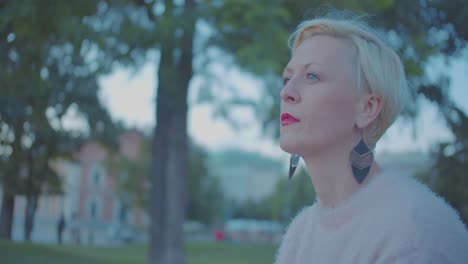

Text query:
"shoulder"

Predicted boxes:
[[292, 204, 315, 226], [280, 205, 315, 243], [386, 171, 464, 228], [375, 170, 460, 219], [376, 171, 468, 262]]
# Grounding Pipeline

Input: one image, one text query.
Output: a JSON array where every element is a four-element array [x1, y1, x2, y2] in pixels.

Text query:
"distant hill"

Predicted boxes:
[[207, 149, 284, 202], [208, 149, 283, 170]]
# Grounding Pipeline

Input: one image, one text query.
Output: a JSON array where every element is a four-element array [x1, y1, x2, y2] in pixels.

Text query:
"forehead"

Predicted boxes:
[[285, 34, 356, 71]]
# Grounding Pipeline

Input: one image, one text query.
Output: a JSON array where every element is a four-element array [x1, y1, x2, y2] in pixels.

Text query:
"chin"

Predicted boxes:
[[280, 136, 327, 156], [280, 137, 305, 155]]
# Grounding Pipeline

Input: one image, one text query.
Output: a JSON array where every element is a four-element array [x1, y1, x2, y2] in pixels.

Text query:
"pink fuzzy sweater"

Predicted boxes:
[[274, 170, 468, 264]]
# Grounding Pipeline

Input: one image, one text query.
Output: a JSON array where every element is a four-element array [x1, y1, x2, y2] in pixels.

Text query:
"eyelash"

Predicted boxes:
[[282, 72, 319, 86], [306, 72, 319, 81]]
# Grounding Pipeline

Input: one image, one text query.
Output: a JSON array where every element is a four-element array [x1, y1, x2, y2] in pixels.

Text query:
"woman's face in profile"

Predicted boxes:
[[280, 35, 360, 156]]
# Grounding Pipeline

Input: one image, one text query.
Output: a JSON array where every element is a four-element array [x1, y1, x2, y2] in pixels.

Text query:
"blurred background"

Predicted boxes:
[[1, 0, 467, 263]]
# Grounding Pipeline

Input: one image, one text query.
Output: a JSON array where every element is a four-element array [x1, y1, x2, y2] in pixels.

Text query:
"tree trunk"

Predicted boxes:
[[151, 108, 189, 264], [23, 195, 38, 242], [149, 54, 189, 264], [0, 192, 15, 240], [0, 123, 23, 240], [149, 1, 195, 263], [149, 100, 170, 263]]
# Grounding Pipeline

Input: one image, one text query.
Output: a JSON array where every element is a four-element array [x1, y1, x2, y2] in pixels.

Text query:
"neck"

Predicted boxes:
[[302, 143, 380, 208]]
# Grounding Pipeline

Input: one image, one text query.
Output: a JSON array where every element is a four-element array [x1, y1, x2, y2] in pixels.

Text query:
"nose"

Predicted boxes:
[[280, 79, 300, 104]]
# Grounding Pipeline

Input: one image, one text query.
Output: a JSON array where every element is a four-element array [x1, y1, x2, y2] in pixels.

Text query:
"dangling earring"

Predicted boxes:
[[289, 154, 300, 179], [350, 129, 374, 184]]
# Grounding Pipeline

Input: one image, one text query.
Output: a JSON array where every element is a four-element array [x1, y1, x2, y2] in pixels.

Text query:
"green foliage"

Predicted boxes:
[[230, 199, 272, 220], [204, 0, 291, 75], [106, 139, 224, 226], [0, 0, 121, 239], [107, 137, 152, 209], [231, 168, 315, 222], [418, 106, 468, 225], [264, 168, 315, 222], [0, 0, 119, 195], [187, 144, 225, 226]]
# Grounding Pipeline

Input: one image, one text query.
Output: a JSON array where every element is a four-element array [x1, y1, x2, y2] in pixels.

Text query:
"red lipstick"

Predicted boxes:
[[281, 113, 300, 126]]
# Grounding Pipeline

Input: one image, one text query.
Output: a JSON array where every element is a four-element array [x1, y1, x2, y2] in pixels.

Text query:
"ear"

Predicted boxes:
[[356, 94, 382, 129]]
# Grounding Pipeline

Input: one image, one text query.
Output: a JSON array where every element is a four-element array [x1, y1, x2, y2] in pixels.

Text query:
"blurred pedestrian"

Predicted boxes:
[[57, 213, 65, 244]]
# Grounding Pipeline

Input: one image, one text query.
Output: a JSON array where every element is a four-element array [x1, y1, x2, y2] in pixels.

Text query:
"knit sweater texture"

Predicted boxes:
[[274, 170, 468, 264]]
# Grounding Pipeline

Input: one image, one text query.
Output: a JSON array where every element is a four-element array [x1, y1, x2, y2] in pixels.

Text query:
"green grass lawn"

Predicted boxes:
[[0, 240, 278, 264]]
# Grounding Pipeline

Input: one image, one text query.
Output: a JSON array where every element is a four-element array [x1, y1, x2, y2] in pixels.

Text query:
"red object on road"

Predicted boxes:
[[214, 229, 224, 241]]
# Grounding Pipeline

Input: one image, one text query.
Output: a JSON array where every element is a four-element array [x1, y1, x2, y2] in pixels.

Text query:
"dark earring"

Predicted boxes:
[[350, 129, 374, 184], [289, 154, 300, 179]]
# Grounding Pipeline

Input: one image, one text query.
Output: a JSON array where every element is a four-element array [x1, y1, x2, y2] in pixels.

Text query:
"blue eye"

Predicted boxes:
[[307, 73, 318, 80], [282, 77, 290, 86]]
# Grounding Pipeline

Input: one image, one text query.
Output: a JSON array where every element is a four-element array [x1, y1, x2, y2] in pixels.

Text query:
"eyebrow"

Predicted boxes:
[[283, 62, 323, 75]]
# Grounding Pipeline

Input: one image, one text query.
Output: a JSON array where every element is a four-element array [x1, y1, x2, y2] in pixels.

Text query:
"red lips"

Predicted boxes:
[[281, 113, 300, 126]]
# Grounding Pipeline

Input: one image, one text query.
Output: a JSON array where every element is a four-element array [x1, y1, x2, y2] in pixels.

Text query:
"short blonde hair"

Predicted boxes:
[[289, 12, 410, 148]]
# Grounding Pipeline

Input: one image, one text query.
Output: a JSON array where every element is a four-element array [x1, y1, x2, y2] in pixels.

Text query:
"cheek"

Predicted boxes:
[[303, 87, 356, 136]]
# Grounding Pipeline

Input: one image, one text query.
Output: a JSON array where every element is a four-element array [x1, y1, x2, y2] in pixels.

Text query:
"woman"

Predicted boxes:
[[275, 11, 468, 264]]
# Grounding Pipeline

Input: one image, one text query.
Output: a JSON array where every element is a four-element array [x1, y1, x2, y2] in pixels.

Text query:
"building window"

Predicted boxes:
[[119, 203, 127, 223], [89, 200, 97, 219], [93, 171, 100, 186], [88, 198, 101, 221], [90, 165, 106, 187]]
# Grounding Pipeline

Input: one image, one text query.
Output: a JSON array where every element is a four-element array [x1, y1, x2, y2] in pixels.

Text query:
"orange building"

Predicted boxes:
[[9, 130, 149, 245]]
